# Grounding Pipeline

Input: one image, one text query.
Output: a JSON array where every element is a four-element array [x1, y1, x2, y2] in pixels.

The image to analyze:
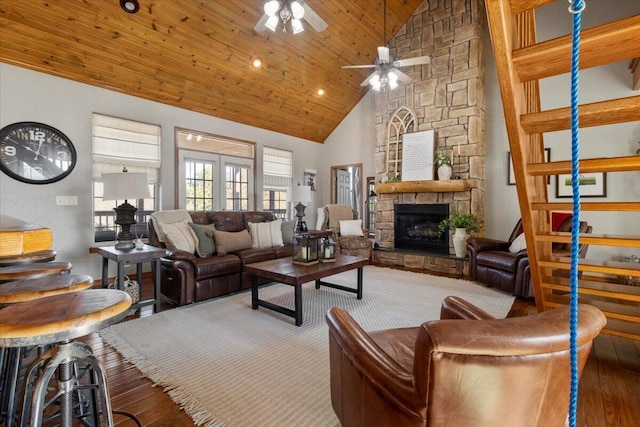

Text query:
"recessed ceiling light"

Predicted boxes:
[[251, 58, 263, 68], [120, 0, 140, 14], [316, 88, 325, 96]]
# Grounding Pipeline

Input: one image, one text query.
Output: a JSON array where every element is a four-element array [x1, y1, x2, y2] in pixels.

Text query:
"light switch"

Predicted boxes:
[[56, 196, 78, 206]]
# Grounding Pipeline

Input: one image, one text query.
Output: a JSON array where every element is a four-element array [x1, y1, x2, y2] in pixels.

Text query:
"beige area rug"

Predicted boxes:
[[100, 266, 515, 427]]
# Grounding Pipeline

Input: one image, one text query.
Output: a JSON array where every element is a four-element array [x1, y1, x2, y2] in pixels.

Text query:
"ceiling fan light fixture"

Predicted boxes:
[[291, 1, 305, 19], [291, 18, 304, 34], [265, 15, 279, 32], [387, 71, 398, 82], [264, 0, 280, 17]]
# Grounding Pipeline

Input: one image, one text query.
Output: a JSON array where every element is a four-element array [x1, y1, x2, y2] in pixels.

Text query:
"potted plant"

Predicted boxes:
[[439, 212, 482, 258], [434, 150, 453, 181]]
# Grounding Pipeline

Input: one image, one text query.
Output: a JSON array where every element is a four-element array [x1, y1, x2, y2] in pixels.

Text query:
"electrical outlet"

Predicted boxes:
[[56, 196, 78, 206]]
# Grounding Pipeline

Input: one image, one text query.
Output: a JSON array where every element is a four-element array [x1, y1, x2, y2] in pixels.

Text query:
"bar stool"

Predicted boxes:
[[0, 289, 131, 427], [0, 275, 94, 426]]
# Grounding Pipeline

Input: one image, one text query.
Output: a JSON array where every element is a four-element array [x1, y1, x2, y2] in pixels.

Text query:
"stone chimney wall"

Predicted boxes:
[[373, 0, 486, 274]]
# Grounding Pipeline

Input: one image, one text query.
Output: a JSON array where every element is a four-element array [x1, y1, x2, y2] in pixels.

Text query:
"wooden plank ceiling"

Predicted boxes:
[[0, 0, 424, 143]]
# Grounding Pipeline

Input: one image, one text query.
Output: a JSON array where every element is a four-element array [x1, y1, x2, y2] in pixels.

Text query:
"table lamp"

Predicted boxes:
[[102, 168, 150, 250], [292, 184, 312, 233]]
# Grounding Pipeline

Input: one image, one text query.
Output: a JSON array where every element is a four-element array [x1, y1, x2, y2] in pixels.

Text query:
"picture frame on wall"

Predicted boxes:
[[508, 148, 550, 185], [304, 168, 317, 191], [555, 172, 607, 198]]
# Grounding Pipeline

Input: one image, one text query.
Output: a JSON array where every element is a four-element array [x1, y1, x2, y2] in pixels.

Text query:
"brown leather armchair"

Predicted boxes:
[[326, 296, 606, 427], [467, 217, 592, 297]]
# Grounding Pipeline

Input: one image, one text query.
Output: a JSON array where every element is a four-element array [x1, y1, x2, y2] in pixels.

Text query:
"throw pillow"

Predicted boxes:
[[249, 220, 284, 249], [509, 233, 527, 253], [162, 222, 198, 254], [188, 223, 217, 257], [339, 219, 364, 237], [209, 229, 252, 256], [281, 220, 296, 245]]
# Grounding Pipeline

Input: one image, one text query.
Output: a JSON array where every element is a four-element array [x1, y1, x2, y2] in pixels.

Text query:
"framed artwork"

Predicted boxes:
[[508, 148, 550, 185], [401, 130, 435, 181], [304, 168, 317, 191], [556, 172, 607, 198]]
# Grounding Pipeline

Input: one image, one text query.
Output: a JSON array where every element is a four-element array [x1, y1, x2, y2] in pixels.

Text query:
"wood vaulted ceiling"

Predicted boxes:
[[0, 0, 425, 143]]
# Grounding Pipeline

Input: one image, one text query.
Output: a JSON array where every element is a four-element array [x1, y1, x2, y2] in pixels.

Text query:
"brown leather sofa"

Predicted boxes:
[[467, 217, 592, 297], [148, 211, 292, 306], [326, 296, 606, 427]]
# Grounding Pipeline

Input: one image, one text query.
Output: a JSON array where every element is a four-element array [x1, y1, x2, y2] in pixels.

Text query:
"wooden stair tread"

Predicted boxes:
[[600, 318, 640, 341], [0, 289, 131, 346], [540, 275, 640, 302], [544, 294, 639, 322], [528, 156, 640, 176], [512, 15, 640, 82], [510, 0, 555, 16], [535, 232, 640, 248], [0, 249, 57, 266], [538, 257, 640, 276], [0, 274, 94, 304], [0, 261, 72, 282], [520, 96, 640, 134], [531, 202, 640, 212]]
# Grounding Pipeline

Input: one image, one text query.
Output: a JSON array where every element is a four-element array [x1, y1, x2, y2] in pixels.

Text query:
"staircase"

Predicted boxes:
[[485, 0, 640, 340]]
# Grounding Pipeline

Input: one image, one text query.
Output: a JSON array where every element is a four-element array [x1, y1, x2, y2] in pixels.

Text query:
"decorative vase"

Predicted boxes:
[[437, 164, 452, 181], [452, 227, 468, 258]]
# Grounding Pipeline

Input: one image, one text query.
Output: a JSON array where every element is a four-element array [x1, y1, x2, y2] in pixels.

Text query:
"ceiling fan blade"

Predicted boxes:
[[391, 68, 412, 84], [254, 14, 269, 32], [377, 46, 390, 63], [341, 64, 376, 69], [302, 3, 328, 32], [393, 56, 431, 67], [360, 72, 378, 87]]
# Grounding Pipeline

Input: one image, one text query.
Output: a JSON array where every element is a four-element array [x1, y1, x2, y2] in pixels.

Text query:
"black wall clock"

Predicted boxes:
[[0, 122, 77, 184]]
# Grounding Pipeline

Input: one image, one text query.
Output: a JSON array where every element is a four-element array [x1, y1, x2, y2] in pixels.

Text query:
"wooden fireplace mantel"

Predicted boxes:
[[376, 180, 468, 194]]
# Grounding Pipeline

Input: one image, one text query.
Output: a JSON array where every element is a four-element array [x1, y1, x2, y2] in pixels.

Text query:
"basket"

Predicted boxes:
[[618, 255, 640, 286], [109, 275, 140, 315]]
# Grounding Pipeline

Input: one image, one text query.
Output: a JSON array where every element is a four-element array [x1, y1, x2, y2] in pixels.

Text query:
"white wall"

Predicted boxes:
[[320, 90, 377, 212], [483, 1, 640, 261], [0, 64, 322, 278]]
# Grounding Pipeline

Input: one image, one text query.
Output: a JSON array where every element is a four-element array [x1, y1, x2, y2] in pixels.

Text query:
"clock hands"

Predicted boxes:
[[32, 138, 45, 160]]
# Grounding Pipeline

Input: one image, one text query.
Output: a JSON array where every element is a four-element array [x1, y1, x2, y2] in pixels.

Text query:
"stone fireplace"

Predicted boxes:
[[372, 0, 485, 276]]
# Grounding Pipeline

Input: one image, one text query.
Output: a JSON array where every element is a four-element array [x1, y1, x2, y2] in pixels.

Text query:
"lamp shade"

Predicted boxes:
[[292, 185, 312, 203], [102, 172, 150, 201]]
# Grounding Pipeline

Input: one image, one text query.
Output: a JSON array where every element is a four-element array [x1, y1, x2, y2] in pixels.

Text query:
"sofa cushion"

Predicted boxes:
[[194, 254, 242, 279], [189, 223, 217, 257], [508, 233, 527, 253], [235, 247, 277, 265], [209, 229, 252, 256], [163, 221, 198, 253], [208, 211, 245, 232], [340, 219, 364, 237], [281, 220, 296, 245], [249, 219, 283, 249]]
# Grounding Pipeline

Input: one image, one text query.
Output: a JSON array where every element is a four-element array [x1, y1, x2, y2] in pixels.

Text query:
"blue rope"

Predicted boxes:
[[568, 1, 584, 426]]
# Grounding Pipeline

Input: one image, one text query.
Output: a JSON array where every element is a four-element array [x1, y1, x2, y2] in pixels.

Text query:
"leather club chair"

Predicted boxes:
[[326, 296, 606, 427], [466, 217, 592, 297]]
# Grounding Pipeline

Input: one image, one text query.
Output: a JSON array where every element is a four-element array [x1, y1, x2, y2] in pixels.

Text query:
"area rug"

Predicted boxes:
[[100, 266, 515, 427]]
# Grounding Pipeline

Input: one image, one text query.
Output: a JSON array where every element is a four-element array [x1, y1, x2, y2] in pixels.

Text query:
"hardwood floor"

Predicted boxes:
[[82, 275, 639, 426]]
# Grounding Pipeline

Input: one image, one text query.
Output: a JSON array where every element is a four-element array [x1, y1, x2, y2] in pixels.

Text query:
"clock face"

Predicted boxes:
[[0, 122, 77, 184]]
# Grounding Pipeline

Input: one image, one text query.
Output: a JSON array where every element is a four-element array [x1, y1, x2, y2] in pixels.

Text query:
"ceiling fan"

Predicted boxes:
[[341, 1, 430, 91], [254, 1, 328, 34]]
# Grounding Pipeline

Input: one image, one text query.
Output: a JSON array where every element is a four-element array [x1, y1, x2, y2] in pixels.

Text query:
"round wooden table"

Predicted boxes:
[[0, 274, 93, 304], [0, 289, 131, 426]]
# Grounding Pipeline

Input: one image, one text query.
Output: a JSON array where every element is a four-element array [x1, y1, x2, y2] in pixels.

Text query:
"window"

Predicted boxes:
[[262, 147, 293, 219], [92, 114, 161, 242], [176, 128, 255, 211]]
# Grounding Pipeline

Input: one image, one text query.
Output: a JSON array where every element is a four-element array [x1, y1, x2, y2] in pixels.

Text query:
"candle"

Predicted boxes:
[[301, 247, 308, 260], [324, 247, 331, 259], [456, 143, 461, 156]]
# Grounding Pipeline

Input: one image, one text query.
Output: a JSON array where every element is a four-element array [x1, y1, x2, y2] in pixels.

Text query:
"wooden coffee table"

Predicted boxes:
[[244, 255, 369, 326]]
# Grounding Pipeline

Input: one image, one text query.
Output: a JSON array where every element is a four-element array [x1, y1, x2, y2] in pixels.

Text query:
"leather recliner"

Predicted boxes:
[[467, 217, 592, 297], [326, 296, 606, 427]]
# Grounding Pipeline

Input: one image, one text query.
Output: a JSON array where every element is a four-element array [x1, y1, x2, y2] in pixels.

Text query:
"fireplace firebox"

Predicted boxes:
[[394, 204, 449, 254]]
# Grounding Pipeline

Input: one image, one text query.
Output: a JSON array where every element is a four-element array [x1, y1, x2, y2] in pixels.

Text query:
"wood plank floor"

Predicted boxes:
[[80, 273, 639, 427]]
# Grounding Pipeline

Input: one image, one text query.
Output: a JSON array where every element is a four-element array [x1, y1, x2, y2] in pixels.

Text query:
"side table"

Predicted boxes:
[[96, 245, 166, 313]]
